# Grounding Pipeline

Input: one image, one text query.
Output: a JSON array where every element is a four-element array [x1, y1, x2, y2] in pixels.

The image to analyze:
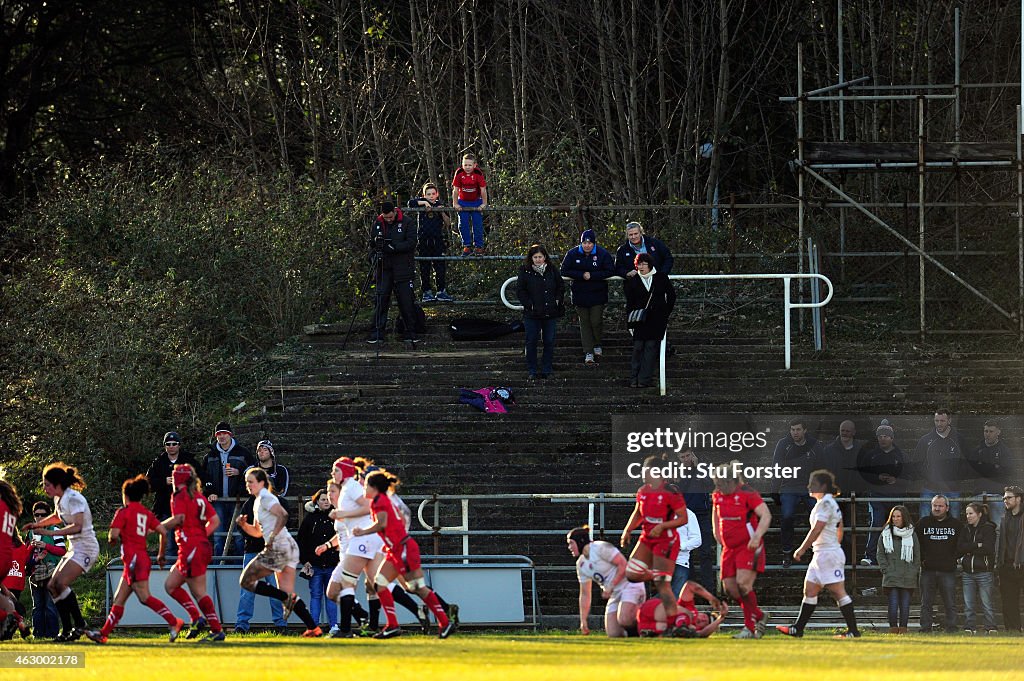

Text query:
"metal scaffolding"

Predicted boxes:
[[780, 4, 1024, 339]]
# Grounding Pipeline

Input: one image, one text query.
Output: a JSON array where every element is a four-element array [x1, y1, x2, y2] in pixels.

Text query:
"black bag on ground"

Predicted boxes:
[[395, 304, 427, 334], [449, 317, 525, 341]]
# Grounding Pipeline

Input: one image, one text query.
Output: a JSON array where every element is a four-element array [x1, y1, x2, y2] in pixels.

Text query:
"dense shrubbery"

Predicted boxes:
[[0, 150, 373, 499]]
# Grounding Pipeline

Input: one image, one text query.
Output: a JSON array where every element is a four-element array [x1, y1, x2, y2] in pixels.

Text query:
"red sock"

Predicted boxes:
[[168, 587, 201, 622], [197, 595, 222, 633], [741, 590, 763, 620], [376, 587, 399, 628], [424, 591, 449, 628], [101, 604, 125, 637], [739, 591, 762, 631], [144, 597, 178, 626]]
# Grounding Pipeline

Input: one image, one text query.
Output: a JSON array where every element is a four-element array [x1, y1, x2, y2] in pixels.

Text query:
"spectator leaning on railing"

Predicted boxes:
[[200, 421, 255, 557], [614, 221, 673, 279]]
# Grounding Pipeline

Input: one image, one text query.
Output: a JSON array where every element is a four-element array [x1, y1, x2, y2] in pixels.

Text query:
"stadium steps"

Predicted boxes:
[[243, 315, 1024, 616]]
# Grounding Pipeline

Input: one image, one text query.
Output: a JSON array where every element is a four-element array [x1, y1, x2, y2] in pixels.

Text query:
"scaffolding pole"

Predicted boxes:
[[1018, 106, 1024, 340], [838, 0, 847, 283], [799, 163, 1016, 321], [918, 96, 927, 337], [797, 44, 805, 333]]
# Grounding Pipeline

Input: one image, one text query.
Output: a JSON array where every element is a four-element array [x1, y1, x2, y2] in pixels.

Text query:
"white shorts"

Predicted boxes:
[[806, 547, 846, 586], [329, 562, 349, 585], [59, 539, 100, 573], [253, 533, 300, 572], [344, 532, 384, 560], [606, 581, 646, 615]]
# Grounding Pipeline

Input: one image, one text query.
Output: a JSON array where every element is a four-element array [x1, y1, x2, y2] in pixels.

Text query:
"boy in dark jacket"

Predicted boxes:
[[408, 183, 453, 302], [561, 229, 615, 365]]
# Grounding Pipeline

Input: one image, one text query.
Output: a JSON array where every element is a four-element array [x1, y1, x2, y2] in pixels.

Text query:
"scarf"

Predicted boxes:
[[532, 262, 547, 275], [639, 266, 657, 291], [881, 524, 915, 563]]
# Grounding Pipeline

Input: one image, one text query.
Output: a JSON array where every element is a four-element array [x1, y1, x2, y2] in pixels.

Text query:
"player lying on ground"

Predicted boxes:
[[635, 580, 728, 638]]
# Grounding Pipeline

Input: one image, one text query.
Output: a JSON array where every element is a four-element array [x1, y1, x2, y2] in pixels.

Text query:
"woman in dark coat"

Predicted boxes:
[[515, 243, 565, 379], [624, 252, 675, 388]]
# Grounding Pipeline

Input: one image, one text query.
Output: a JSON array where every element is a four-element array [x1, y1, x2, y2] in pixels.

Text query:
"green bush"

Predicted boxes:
[[0, 150, 372, 498]]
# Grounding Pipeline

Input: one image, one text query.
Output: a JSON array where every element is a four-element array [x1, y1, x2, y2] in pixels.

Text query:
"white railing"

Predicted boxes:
[[499, 272, 835, 394]]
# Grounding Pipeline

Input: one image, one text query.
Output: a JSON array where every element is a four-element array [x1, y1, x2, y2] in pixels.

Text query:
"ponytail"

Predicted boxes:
[[42, 462, 87, 492]]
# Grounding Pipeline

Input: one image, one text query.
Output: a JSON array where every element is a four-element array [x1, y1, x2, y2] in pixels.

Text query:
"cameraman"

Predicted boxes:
[[369, 201, 419, 344]]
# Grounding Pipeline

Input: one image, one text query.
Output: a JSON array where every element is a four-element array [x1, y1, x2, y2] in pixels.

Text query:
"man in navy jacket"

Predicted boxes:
[[561, 229, 615, 365], [614, 221, 674, 278]]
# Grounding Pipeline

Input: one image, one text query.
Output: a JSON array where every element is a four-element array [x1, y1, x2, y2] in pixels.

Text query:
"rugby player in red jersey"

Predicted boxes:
[[85, 476, 183, 644], [353, 471, 455, 639], [711, 461, 772, 638], [635, 579, 728, 638], [162, 463, 225, 642], [619, 455, 689, 622], [0, 480, 24, 638]]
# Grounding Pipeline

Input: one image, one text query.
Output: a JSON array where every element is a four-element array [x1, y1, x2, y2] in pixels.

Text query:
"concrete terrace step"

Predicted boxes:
[[245, 326, 1024, 614]]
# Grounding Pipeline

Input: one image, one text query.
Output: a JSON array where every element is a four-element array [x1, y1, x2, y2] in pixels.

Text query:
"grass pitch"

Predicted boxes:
[[0, 630, 1019, 681]]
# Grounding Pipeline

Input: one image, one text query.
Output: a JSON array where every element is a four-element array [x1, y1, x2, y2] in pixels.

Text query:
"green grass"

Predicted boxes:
[[0, 631, 1019, 681]]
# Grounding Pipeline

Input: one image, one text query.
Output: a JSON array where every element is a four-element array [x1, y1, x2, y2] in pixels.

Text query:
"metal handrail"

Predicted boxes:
[[499, 272, 835, 393]]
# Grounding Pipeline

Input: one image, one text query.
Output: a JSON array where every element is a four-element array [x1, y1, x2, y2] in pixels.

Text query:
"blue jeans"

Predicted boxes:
[[31, 579, 60, 638], [524, 317, 557, 376], [308, 566, 338, 628], [863, 496, 892, 562], [886, 587, 912, 629], [235, 552, 286, 629], [780, 492, 815, 553], [920, 570, 958, 632], [920, 490, 960, 522], [457, 198, 484, 248], [211, 500, 244, 557], [962, 572, 997, 631], [670, 564, 691, 599]]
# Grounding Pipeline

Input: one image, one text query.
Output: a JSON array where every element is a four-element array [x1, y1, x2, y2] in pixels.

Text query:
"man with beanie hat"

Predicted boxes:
[[146, 431, 197, 559], [368, 201, 419, 344], [561, 229, 616, 365], [200, 421, 254, 556], [255, 440, 289, 497], [855, 419, 905, 565]]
